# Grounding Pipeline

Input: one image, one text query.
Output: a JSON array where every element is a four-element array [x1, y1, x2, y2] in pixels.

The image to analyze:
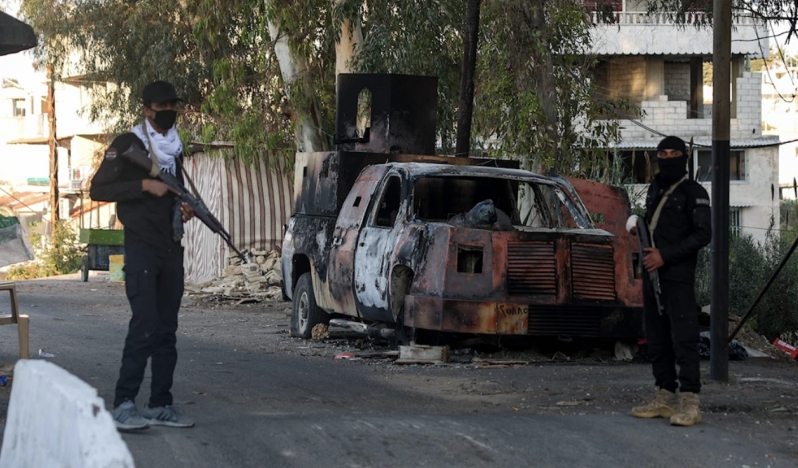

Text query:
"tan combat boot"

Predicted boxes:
[[670, 392, 702, 426], [631, 388, 678, 419]]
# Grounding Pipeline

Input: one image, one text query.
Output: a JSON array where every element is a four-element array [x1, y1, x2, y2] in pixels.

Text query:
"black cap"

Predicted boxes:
[[657, 135, 687, 155], [142, 80, 181, 106]]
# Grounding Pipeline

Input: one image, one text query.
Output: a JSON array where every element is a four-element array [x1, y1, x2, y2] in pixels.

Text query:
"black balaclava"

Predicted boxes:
[[657, 135, 688, 185]]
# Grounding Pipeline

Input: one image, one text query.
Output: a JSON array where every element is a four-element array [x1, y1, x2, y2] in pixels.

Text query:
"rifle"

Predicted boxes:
[[636, 216, 664, 315], [121, 144, 252, 263]]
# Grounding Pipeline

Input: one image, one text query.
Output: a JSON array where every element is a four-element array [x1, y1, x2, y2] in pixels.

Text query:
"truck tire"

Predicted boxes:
[[291, 272, 328, 339]]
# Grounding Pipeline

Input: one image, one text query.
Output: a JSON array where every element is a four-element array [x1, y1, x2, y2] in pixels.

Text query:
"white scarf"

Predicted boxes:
[[131, 119, 182, 176]]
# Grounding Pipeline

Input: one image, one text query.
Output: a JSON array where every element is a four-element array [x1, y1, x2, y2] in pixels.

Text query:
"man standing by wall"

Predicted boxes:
[[630, 135, 712, 427], [90, 80, 195, 431]]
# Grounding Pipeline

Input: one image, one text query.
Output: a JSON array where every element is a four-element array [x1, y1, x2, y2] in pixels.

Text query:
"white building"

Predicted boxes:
[[0, 66, 116, 232], [758, 61, 798, 202], [588, 1, 779, 243]]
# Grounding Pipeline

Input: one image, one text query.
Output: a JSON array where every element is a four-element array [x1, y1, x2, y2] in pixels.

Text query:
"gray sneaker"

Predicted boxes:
[[112, 400, 150, 432], [142, 405, 195, 428]]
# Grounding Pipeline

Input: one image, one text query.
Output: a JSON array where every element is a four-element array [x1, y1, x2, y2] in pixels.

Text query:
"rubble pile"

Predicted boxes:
[[188, 249, 284, 300]]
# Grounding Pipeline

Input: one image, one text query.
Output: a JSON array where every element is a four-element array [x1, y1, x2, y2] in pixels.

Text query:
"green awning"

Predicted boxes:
[[0, 11, 36, 56]]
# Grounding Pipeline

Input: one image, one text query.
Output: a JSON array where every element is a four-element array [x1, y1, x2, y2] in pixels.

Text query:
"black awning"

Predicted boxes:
[[0, 11, 36, 56]]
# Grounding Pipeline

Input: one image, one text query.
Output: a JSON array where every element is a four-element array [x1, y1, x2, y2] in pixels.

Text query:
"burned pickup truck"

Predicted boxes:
[[281, 73, 642, 343]]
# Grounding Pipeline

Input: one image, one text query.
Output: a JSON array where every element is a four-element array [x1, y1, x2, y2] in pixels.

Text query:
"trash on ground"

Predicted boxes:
[[772, 338, 798, 359], [472, 359, 529, 368], [698, 332, 748, 361], [614, 341, 638, 362], [38, 349, 55, 358], [0, 375, 7, 386], [334, 352, 360, 360]]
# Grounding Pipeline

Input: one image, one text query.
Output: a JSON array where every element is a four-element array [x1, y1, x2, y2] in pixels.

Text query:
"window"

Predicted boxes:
[[412, 176, 517, 223], [730, 207, 742, 236], [411, 176, 587, 230], [12, 98, 26, 117], [695, 150, 746, 182], [372, 176, 402, 227]]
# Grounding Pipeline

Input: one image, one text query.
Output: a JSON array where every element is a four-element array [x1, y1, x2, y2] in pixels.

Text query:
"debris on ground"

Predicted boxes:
[[614, 341, 638, 362], [727, 315, 792, 360], [312, 323, 330, 341], [38, 349, 55, 358], [395, 344, 450, 365], [772, 339, 798, 359], [698, 331, 749, 361], [185, 249, 283, 299]]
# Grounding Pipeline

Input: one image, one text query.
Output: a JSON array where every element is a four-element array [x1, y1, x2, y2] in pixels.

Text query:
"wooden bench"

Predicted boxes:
[[0, 282, 30, 360]]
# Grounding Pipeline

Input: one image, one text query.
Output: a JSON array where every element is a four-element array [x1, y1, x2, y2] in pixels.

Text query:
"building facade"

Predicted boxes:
[[587, 1, 779, 243]]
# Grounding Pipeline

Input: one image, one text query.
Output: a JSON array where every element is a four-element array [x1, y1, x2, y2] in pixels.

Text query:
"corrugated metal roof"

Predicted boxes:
[[606, 136, 781, 150]]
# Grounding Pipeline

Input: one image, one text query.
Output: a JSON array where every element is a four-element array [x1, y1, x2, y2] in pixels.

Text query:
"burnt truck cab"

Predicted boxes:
[[282, 154, 643, 341], [281, 73, 643, 341]]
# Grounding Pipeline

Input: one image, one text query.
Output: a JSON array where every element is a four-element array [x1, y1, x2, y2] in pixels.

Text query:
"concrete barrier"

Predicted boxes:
[[0, 360, 135, 468]]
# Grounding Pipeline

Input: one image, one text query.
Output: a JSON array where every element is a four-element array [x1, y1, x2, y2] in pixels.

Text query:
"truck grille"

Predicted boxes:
[[527, 306, 602, 336], [507, 242, 557, 296], [571, 243, 616, 301]]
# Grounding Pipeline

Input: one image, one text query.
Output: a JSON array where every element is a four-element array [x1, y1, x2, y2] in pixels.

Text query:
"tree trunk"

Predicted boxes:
[[455, 0, 481, 157], [527, 0, 557, 174], [334, 1, 364, 77], [268, 18, 329, 153]]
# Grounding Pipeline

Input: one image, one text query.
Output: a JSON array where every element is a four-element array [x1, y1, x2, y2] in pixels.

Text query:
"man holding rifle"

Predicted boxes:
[[90, 80, 195, 431], [628, 136, 711, 427]]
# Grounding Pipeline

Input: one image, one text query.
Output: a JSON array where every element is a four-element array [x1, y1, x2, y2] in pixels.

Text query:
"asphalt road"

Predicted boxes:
[[0, 277, 796, 468]]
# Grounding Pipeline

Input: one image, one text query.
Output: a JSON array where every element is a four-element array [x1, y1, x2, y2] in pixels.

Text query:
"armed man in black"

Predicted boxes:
[[630, 136, 711, 427], [90, 80, 195, 431]]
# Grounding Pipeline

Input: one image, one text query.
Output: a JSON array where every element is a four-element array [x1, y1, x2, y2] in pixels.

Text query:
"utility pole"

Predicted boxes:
[[455, 0, 481, 157], [710, 0, 731, 381], [46, 63, 59, 241]]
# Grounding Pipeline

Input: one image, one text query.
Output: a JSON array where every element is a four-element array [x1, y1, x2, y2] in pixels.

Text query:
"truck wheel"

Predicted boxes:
[[81, 255, 89, 282], [291, 273, 328, 339]]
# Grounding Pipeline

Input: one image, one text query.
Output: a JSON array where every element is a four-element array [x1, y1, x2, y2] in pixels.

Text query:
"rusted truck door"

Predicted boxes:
[[353, 171, 408, 323], [323, 165, 389, 316]]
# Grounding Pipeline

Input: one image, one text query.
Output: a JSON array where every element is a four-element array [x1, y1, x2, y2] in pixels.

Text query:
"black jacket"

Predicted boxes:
[[89, 133, 183, 251], [644, 174, 712, 283]]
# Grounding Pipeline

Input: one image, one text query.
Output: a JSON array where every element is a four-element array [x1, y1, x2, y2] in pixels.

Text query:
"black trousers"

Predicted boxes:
[[114, 240, 184, 408], [642, 278, 701, 394]]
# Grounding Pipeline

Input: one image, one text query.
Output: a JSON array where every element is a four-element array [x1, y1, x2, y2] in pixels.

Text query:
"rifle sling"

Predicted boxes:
[[648, 174, 688, 248]]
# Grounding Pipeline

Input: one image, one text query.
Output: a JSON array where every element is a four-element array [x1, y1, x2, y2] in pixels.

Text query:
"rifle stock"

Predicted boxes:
[[636, 217, 664, 314], [121, 144, 251, 262]]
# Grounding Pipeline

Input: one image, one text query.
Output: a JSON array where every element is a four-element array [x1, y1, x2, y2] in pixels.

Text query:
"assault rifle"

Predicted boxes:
[[121, 144, 252, 263], [636, 216, 664, 315]]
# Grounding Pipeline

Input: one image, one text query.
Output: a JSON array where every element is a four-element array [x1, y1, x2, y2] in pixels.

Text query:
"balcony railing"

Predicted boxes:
[[590, 11, 763, 26]]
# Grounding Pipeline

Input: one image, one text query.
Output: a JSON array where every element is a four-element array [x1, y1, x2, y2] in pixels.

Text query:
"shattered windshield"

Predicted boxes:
[[411, 176, 592, 230]]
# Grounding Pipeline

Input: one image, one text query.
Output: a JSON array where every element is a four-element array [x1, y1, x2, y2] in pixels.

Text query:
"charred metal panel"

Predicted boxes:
[[405, 296, 528, 335], [324, 165, 389, 315], [336, 74, 438, 155], [404, 296, 642, 337], [506, 242, 557, 296], [444, 229, 496, 300], [571, 243, 616, 301], [566, 177, 642, 308], [528, 306, 603, 337]]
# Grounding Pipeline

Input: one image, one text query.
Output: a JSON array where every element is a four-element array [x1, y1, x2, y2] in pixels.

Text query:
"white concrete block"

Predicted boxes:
[[0, 360, 135, 468]]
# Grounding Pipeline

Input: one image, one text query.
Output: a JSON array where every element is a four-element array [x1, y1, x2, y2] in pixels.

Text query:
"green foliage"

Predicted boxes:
[[695, 228, 798, 340], [22, 0, 624, 175], [7, 223, 84, 279]]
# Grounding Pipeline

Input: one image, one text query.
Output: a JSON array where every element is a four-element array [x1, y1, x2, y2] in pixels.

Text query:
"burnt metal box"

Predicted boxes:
[[335, 74, 438, 155]]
